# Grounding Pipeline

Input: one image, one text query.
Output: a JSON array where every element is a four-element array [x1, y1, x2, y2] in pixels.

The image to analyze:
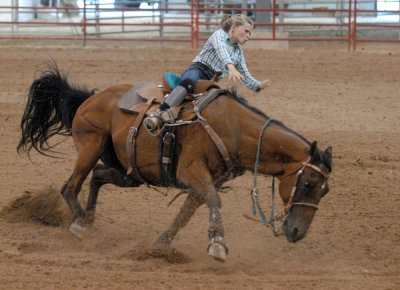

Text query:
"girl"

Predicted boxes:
[[144, 14, 270, 131]]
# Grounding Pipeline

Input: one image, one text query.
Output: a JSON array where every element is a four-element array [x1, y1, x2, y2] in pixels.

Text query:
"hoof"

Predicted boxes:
[[85, 213, 95, 226], [208, 243, 227, 262], [69, 222, 85, 240], [153, 241, 169, 248], [154, 231, 173, 248]]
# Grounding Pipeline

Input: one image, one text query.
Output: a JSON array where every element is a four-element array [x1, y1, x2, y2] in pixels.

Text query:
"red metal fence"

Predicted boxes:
[[0, 0, 399, 50]]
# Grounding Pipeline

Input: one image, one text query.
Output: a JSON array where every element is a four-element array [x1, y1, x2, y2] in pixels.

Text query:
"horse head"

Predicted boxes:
[[278, 141, 332, 243]]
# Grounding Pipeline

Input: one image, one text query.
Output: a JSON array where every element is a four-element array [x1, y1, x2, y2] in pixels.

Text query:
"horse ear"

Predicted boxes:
[[324, 146, 332, 160], [309, 141, 319, 162], [323, 146, 333, 172]]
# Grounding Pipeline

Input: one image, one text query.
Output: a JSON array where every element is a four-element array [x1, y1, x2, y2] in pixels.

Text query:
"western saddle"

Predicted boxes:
[[118, 72, 230, 187]]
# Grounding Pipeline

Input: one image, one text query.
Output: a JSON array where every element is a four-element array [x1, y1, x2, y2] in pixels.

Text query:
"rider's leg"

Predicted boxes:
[[160, 64, 208, 108], [144, 78, 195, 131], [161, 79, 195, 109], [144, 63, 215, 132]]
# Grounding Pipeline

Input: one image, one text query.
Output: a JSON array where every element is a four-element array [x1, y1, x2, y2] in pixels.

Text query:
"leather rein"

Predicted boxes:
[[251, 118, 330, 236]]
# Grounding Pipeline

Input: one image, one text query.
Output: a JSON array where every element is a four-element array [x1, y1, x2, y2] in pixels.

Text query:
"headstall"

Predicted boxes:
[[251, 118, 330, 236]]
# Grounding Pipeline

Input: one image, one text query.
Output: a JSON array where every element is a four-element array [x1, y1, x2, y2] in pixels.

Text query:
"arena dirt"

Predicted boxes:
[[0, 44, 399, 289]]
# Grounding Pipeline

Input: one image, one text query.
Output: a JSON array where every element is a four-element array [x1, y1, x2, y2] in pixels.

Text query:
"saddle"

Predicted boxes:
[[118, 73, 228, 187], [118, 72, 220, 116]]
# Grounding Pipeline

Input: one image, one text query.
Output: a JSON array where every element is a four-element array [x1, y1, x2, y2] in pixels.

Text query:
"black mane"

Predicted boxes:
[[227, 87, 268, 118], [227, 88, 310, 146]]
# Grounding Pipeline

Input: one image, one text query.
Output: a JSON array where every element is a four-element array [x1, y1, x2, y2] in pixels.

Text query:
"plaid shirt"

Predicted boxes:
[[192, 29, 261, 92]]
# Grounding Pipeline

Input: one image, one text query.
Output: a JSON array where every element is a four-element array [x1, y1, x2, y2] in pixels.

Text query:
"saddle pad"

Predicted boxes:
[[118, 81, 155, 114]]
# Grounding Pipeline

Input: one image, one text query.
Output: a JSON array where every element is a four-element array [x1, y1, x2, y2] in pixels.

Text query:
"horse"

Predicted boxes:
[[17, 62, 332, 262]]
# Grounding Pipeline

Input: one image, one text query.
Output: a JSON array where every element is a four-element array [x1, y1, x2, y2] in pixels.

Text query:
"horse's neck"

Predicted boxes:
[[204, 95, 309, 176], [237, 114, 309, 176]]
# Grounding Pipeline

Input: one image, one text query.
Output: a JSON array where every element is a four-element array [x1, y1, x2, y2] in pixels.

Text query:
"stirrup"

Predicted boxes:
[[144, 111, 163, 133], [144, 115, 161, 131], [144, 108, 178, 135]]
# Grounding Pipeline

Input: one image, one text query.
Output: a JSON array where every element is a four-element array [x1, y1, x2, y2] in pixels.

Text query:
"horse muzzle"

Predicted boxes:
[[282, 208, 315, 243]]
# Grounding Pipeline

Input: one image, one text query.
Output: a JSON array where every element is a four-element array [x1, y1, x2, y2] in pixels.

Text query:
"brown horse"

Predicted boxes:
[[17, 63, 332, 262]]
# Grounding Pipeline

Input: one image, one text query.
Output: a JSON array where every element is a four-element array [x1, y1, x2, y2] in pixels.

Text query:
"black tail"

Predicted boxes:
[[17, 61, 95, 157]]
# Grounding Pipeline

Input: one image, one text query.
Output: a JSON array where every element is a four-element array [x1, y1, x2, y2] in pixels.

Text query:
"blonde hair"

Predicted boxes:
[[220, 14, 254, 32]]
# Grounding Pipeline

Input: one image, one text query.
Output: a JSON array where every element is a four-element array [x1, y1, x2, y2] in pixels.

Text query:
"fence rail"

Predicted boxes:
[[0, 0, 399, 50]]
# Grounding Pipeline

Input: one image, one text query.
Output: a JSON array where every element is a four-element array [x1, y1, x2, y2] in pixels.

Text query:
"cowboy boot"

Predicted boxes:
[[144, 80, 194, 132]]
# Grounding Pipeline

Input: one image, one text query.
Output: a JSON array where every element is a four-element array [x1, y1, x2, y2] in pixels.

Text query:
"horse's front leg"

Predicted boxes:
[[155, 191, 205, 247], [176, 160, 229, 262]]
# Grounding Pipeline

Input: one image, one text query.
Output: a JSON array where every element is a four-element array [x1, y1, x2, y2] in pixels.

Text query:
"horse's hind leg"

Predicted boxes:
[[155, 191, 204, 247], [61, 134, 106, 238], [86, 164, 142, 224]]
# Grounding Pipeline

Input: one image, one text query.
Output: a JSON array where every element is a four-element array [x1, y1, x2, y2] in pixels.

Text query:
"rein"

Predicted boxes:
[[251, 118, 281, 236], [250, 118, 329, 236]]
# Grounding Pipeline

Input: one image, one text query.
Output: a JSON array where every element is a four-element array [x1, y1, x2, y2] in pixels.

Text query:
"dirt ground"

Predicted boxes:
[[0, 43, 399, 289]]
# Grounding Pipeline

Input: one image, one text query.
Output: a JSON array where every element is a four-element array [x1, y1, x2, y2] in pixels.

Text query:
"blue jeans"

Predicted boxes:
[[181, 62, 215, 83], [163, 63, 216, 108]]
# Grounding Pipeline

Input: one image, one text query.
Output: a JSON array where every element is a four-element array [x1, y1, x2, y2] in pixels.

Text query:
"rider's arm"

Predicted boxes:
[[236, 48, 261, 92]]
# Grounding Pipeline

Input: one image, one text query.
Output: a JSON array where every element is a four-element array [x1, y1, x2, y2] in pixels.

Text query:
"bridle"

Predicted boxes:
[[280, 156, 330, 213], [250, 118, 330, 236]]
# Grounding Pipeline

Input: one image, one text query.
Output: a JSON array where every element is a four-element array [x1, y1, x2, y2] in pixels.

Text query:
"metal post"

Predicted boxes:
[[160, 0, 165, 39], [191, 0, 194, 48], [255, 0, 271, 30], [196, 0, 200, 48], [348, 0, 352, 51], [12, 0, 18, 36], [353, 0, 357, 51], [83, 0, 87, 46], [205, 0, 210, 31], [122, 0, 125, 33], [242, 0, 247, 16], [335, 0, 339, 36], [95, 0, 100, 36], [56, 0, 60, 23], [33, 0, 39, 19], [272, 0, 276, 39], [278, 0, 283, 34]]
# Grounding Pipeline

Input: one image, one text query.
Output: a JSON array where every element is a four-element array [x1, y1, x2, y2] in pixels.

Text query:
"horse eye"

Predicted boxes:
[[304, 180, 315, 189]]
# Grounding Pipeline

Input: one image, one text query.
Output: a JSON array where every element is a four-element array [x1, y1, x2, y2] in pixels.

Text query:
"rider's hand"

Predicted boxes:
[[258, 79, 271, 90], [226, 64, 244, 84]]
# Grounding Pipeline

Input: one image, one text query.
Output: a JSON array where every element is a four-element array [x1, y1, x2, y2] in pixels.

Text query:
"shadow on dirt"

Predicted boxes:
[[0, 187, 70, 227]]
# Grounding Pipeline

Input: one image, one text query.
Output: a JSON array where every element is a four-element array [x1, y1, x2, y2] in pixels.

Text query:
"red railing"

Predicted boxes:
[[353, 0, 400, 50], [0, 1, 399, 51], [196, 1, 354, 50]]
